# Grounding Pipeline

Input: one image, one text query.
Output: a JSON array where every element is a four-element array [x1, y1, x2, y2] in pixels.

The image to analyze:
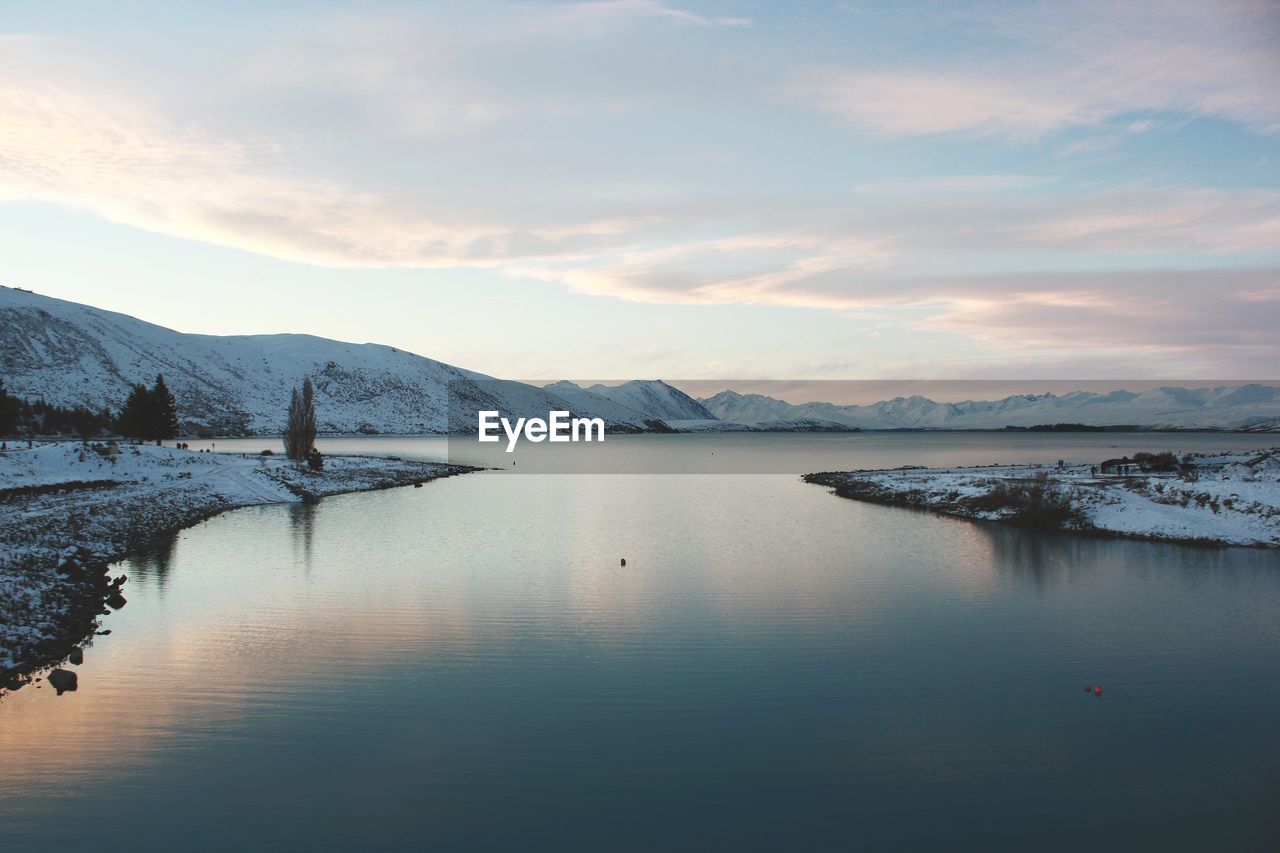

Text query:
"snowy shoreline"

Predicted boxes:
[[804, 448, 1280, 548], [0, 442, 474, 690]]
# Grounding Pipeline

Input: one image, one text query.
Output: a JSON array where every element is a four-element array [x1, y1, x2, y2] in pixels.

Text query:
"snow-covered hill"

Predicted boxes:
[[551, 379, 716, 421], [702, 385, 1280, 431], [0, 287, 658, 435]]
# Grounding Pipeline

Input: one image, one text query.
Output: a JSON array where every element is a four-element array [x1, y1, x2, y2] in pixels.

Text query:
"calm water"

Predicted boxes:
[[3, 434, 1280, 851]]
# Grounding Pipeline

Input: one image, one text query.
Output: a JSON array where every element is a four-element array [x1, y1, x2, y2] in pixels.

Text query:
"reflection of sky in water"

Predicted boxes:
[[2, 438, 1279, 850]]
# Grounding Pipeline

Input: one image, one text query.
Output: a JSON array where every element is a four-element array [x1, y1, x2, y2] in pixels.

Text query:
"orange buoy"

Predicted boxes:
[[1094, 685, 1103, 696], [620, 558, 626, 567]]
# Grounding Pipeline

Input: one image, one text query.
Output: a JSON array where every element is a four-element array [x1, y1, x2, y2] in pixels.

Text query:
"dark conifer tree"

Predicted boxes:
[[150, 373, 180, 444], [0, 379, 19, 436], [116, 384, 155, 442]]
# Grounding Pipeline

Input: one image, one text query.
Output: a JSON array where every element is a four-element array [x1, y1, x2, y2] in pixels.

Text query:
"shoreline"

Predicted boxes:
[[803, 448, 1280, 548], [0, 443, 476, 691]]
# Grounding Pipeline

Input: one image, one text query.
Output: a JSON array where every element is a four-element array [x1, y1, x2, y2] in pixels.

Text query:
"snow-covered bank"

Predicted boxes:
[[804, 449, 1280, 547], [0, 442, 473, 686]]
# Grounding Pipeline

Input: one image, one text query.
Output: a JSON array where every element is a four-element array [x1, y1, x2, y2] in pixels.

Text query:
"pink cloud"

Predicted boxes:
[[785, 0, 1280, 138]]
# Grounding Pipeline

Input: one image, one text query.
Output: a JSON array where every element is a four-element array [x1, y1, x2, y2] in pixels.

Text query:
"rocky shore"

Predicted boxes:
[[805, 448, 1280, 548], [0, 442, 474, 691]]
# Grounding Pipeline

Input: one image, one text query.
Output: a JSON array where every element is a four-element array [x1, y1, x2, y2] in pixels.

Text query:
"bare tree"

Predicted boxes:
[[284, 378, 318, 462]]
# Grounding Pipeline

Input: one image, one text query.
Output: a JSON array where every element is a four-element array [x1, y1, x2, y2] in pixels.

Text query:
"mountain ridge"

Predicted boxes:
[[5, 286, 1277, 434], [699, 386, 1280, 431]]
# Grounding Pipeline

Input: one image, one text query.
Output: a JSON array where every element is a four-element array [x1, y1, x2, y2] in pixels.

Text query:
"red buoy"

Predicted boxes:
[[620, 558, 626, 567], [1083, 685, 1092, 693], [1094, 685, 1103, 696]]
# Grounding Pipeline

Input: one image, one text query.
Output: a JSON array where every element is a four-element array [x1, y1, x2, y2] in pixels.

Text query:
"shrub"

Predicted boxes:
[[1133, 451, 1178, 472], [968, 472, 1080, 530]]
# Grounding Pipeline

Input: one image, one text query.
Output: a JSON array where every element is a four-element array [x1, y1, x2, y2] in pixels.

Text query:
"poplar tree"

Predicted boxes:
[[285, 378, 318, 462]]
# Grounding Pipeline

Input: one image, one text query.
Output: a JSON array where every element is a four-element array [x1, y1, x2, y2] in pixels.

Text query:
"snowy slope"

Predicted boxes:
[[0, 287, 659, 435], [702, 386, 1280, 430], [569, 380, 716, 421]]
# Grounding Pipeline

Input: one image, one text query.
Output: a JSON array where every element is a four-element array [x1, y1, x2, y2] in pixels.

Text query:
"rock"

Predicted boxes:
[[46, 669, 78, 694], [68, 647, 84, 665], [106, 592, 127, 610]]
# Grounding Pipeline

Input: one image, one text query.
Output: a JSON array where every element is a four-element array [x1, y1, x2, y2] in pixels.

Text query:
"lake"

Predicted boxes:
[[2, 433, 1279, 851]]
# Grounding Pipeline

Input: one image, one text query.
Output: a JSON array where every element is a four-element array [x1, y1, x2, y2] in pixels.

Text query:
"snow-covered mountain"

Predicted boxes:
[[0, 286, 660, 435], [701, 387, 1280, 430], [549, 379, 716, 421], [9, 285, 1275, 435], [540, 380, 668, 427], [666, 418, 856, 432]]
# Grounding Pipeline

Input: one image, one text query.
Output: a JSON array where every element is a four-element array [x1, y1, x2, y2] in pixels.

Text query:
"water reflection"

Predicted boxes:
[[126, 528, 180, 592], [289, 501, 317, 567], [2, 457, 1279, 851], [984, 525, 1091, 588]]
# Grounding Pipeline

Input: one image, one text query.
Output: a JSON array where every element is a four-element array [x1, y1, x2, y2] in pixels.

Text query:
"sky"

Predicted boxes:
[[1, 0, 1278, 382]]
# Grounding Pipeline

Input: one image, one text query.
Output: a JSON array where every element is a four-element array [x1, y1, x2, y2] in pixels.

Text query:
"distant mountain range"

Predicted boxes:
[[3, 286, 1277, 434], [700, 387, 1280, 431]]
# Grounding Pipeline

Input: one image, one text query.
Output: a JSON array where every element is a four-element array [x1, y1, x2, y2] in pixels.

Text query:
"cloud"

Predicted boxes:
[[1, 3, 1277, 376], [855, 174, 1056, 196], [521, 187, 1280, 313], [3, 60, 1275, 335], [565, 0, 751, 29], [785, 0, 1280, 138], [786, 71, 1086, 139], [0, 49, 660, 270], [724, 267, 1280, 374], [912, 269, 1280, 374], [509, 231, 898, 305]]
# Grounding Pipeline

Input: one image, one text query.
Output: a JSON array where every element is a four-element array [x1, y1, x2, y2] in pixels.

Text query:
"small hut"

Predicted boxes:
[[1099, 457, 1139, 476]]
